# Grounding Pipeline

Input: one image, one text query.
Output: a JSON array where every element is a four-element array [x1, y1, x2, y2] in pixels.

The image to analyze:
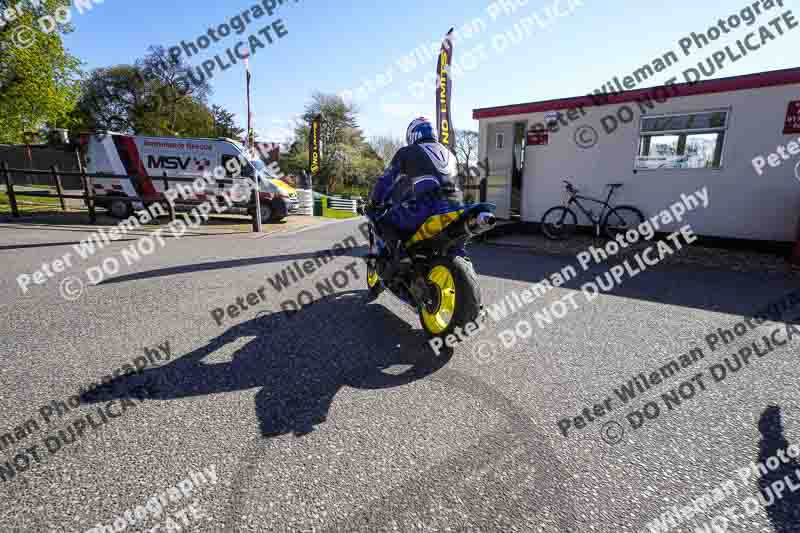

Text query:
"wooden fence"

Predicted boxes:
[[0, 162, 265, 231]]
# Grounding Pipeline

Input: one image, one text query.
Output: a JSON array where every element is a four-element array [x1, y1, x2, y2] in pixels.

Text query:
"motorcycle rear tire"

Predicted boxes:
[[419, 256, 481, 341]]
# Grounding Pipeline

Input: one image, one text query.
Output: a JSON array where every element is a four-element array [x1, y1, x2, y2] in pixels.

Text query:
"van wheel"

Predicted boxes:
[[110, 199, 131, 219]]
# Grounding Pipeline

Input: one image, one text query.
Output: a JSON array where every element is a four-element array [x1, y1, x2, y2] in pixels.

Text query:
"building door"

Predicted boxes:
[[511, 122, 527, 218], [486, 122, 514, 219]]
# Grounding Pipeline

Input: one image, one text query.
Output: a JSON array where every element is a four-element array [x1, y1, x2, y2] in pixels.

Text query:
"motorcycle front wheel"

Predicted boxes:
[[419, 256, 481, 340]]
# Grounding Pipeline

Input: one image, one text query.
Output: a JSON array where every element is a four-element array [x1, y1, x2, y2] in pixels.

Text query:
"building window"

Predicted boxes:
[[636, 110, 727, 169], [496, 133, 505, 150]]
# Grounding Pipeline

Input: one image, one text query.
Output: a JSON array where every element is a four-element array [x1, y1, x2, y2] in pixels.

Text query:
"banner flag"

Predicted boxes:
[[436, 28, 455, 154], [308, 114, 322, 181]]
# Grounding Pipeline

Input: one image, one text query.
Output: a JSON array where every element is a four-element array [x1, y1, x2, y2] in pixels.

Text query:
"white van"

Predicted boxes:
[[79, 132, 299, 221]]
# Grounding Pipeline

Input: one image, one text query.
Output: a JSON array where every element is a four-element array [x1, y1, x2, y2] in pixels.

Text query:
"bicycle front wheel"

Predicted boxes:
[[541, 206, 578, 240], [602, 206, 645, 239]]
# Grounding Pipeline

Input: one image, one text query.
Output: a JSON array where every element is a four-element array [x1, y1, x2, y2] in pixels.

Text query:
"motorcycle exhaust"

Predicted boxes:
[[466, 212, 497, 236], [477, 212, 496, 229]]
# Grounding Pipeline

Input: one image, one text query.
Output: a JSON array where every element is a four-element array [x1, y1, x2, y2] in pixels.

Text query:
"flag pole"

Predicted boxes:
[[244, 50, 261, 232], [246, 67, 252, 154]]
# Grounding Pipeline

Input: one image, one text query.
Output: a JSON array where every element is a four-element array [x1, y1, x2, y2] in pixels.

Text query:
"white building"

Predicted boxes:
[[473, 68, 800, 243]]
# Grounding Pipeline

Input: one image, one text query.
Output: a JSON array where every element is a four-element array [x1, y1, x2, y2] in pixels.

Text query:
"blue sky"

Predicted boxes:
[[62, 0, 800, 143]]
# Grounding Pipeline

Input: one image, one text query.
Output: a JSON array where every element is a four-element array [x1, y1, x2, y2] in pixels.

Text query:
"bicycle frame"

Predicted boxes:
[[566, 188, 617, 225]]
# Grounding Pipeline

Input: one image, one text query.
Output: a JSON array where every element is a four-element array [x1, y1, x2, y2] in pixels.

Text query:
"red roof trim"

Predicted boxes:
[[472, 68, 800, 120]]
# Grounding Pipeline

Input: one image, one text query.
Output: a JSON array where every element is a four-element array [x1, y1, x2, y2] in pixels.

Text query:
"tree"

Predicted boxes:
[[294, 92, 360, 193], [71, 65, 154, 133], [70, 47, 221, 137], [211, 105, 245, 139], [0, 0, 82, 143], [279, 140, 309, 180], [368, 136, 403, 165], [168, 98, 214, 138], [455, 129, 480, 187], [277, 93, 384, 195], [136, 46, 211, 132], [352, 151, 384, 193]]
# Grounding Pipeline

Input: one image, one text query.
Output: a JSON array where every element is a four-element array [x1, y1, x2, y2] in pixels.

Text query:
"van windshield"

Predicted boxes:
[[228, 140, 248, 155]]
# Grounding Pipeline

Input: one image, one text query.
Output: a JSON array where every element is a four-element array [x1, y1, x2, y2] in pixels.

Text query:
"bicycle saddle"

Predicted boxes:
[[606, 183, 623, 188]]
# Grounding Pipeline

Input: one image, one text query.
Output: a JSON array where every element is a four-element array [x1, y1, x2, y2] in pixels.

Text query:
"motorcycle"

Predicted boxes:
[[362, 198, 496, 341]]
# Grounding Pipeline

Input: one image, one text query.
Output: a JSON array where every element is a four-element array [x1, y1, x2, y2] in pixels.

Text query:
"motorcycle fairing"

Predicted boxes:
[[405, 209, 465, 246]]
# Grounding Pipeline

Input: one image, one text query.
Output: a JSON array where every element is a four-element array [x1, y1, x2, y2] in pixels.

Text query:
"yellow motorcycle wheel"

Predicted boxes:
[[419, 257, 481, 342], [421, 265, 457, 335]]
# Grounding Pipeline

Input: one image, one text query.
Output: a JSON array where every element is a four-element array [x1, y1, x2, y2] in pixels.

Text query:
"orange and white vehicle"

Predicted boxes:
[[79, 132, 299, 221]]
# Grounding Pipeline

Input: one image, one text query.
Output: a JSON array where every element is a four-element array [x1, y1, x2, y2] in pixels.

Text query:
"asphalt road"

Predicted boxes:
[[0, 217, 799, 532]]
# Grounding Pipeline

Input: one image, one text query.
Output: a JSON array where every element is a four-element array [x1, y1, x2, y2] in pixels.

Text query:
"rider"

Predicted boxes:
[[369, 117, 463, 257]]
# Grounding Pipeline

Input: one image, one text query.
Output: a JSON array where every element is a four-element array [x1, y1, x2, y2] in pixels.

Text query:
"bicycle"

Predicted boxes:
[[540, 180, 645, 240]]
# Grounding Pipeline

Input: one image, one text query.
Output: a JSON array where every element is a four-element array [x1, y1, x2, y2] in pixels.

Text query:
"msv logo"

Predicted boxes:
[[147, 155, 191, 170]]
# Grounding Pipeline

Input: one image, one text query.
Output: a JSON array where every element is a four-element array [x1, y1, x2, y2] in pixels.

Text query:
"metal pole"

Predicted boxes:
[[253, 185, 262, 232], [246, 66, 252, 155], [244, 50, 261, 232]]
